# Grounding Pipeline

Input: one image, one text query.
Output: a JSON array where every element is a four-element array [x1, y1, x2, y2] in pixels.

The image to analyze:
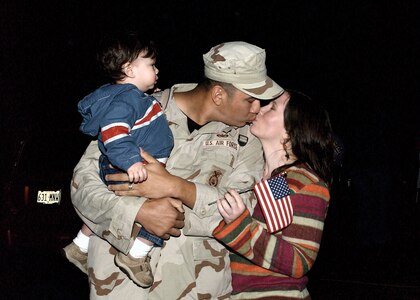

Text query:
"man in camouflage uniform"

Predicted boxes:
[[70, 41, 284, 299]]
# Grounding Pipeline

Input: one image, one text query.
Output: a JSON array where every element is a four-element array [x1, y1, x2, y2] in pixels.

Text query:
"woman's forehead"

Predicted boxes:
[[275, 92, 290, 105]]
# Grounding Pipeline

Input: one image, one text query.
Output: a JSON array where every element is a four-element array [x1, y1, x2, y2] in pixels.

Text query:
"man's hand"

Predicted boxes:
[[106, 149, 197, 208], [106, 149, 176, 199], [136, 197, 185, 239]]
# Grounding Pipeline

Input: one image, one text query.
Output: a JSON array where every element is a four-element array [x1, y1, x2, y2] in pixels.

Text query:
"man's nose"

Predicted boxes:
[[250, 100, 261, 114]]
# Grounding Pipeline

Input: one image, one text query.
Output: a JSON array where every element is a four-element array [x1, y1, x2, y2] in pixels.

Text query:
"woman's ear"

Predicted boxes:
[[211, 85, 224, 106], [281, 133, 290, 145]]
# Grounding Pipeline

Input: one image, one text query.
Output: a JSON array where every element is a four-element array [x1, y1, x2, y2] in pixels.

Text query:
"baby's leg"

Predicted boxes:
[[114, 235, 154, 287], [62, 223, 91, 274], [73, 223, 92, 253], [129, 236, 153, 258]]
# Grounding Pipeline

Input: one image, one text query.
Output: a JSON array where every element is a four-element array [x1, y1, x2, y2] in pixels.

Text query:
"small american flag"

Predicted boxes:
[[254, 175, 293, 233]]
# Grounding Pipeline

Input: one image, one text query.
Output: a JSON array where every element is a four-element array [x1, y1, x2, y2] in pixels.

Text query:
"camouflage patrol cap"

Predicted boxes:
[[203, 41, 284, 100]]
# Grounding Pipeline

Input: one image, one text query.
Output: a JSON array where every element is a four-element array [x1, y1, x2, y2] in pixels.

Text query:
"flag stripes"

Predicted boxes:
[[254, 175, 293, 233]]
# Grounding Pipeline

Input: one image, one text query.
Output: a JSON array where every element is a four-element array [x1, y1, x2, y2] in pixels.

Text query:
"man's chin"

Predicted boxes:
[[237, 121, 250, 128]]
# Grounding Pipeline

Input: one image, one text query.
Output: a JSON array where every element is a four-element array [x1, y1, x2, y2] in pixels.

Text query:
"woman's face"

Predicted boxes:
[[250, 92, 290, 142]]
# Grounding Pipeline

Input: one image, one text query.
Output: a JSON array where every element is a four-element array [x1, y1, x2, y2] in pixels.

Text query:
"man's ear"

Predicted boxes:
[[211, 85, 224, 106]]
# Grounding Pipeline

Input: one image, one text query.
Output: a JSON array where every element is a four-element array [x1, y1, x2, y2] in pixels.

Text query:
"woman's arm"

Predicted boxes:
[[213, 182, 330, 278]]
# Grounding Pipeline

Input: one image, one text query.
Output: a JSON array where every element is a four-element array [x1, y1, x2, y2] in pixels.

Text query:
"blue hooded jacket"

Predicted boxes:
[[78, 83, 173, 171]]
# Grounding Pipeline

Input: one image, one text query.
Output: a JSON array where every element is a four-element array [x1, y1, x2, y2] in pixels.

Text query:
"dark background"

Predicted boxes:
[[1, 1, 419, 299]]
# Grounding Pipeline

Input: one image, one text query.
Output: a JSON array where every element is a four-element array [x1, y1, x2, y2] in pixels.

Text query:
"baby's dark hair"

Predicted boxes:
[[97, 30, 157, 82]]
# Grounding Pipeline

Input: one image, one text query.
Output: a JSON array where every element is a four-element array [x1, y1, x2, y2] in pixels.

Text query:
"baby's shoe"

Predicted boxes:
[[61, 242, 88, 274], [114, 252, 153, 287]]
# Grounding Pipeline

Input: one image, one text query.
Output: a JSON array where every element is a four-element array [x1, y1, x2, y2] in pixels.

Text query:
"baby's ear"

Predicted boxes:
[[122, 62, 133, 77]]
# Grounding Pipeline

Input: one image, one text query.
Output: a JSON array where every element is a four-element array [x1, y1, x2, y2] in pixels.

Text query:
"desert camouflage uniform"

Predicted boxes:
[[71, 84, 264, 299]]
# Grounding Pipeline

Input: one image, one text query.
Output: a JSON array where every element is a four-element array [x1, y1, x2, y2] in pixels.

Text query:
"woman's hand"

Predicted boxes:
[[217, 189, 246, 224]]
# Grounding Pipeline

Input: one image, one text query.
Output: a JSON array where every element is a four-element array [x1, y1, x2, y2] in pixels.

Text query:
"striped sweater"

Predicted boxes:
[[213, 163, 330, 299]]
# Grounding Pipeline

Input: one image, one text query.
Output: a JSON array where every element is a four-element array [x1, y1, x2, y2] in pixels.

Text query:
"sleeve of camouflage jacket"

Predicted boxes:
[[70, 140, 144, 253], [184, 132, 264, 237]]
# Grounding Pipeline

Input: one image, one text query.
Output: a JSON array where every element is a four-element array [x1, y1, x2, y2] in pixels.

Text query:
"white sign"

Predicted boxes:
[[37, 190, 61, 204]]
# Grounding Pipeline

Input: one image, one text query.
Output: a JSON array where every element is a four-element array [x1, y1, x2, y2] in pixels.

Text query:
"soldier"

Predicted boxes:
[[71, 41, 284, 299]]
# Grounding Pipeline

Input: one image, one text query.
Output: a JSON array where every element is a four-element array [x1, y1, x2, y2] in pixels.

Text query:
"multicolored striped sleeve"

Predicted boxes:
[[213, 180, 330, 278]]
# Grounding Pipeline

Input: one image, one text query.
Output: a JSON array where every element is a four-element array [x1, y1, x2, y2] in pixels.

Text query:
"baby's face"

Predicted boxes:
[[128, 53, 159, 92]]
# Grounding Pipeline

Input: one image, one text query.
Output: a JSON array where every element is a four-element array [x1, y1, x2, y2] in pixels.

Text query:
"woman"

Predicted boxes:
[[213, 90, 335, 299]]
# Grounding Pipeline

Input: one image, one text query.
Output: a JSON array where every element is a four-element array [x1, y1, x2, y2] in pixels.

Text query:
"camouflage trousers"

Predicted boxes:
[[87, 235, 151, 299], [86, 234, 233, 299]]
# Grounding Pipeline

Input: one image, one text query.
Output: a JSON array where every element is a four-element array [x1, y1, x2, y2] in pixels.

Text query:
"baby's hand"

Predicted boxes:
[[127, 162, 147, 183]]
